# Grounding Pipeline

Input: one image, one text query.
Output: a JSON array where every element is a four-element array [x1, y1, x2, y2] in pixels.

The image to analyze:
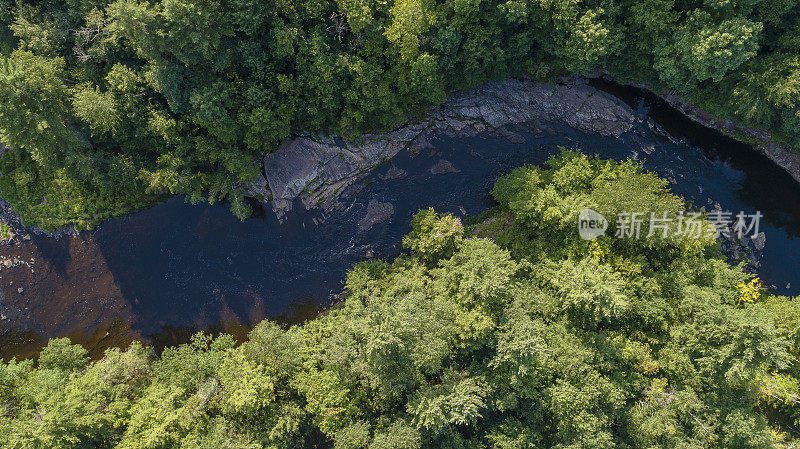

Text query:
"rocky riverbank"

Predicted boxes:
[[586, 73, 800, 184], [2, 74, 797, 359], [247, 75, 800, 225], [241, 75, 783, 282], [247, 77, 640, 221], [660, 94, 800, 184], [3, 75, 797, 237], [0, 198, 77, 241]]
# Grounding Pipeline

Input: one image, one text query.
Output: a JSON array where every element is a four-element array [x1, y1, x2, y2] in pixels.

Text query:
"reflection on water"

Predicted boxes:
[[590, 78, 800, 238], [591, 78, 800, 291], [1, 83, 799, 360]]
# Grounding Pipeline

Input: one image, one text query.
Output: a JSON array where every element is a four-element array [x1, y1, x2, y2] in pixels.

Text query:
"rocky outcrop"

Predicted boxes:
[[256, 78, 636, 220], [261, 124, 428, 219]]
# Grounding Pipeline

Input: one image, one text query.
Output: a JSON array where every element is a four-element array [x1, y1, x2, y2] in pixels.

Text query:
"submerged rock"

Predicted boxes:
[[430, 159, 460, 175], [380, 165, 407, 180], [357, 200, 395, 232]]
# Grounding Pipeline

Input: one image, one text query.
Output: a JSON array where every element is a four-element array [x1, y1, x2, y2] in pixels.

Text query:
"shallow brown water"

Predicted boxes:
[[2, 82, 799, 360]]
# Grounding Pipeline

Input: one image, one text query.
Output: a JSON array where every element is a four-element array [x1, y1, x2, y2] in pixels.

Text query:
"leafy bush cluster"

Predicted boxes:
[[0, 0, 798, 228], [2, 152, 799, 448]]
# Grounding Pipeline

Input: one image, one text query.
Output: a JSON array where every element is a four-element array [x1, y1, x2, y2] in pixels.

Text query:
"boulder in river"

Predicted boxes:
[[358, 200, 395, 232], [430, 159, 460, 175], [752, 232, 766, 251]]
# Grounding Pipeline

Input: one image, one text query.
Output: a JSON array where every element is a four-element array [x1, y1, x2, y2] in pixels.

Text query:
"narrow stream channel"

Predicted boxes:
[[1, 81, 798, 360]]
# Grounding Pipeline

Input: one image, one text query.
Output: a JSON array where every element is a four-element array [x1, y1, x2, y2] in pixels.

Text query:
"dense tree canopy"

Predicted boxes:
[[0, 0, 797, 228], [2, 152, 798, 448]]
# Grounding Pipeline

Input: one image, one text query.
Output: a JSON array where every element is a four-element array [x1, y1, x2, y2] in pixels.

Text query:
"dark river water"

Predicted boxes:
[[1, 82, 799, 359]]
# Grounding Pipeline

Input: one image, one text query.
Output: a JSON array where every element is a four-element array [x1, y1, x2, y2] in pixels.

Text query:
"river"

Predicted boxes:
[[1, 82, 798, 360]]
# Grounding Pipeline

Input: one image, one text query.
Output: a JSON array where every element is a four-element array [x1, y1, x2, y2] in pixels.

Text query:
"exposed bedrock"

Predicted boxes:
[[251, 78, 637, 221]]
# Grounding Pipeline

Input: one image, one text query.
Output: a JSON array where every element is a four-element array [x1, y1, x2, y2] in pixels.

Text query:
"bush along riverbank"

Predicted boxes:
[[0, 0, 799, 229], [2, 151, 798, 448]]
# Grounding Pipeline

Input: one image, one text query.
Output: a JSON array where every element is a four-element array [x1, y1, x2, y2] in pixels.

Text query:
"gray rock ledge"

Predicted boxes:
[[253, 78, 636, 221]]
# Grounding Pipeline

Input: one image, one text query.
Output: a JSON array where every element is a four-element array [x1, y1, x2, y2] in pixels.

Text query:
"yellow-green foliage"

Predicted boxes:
[[738, 277, 763, 304], [1, 153, 798, 448], [0, 222, 12, 240]]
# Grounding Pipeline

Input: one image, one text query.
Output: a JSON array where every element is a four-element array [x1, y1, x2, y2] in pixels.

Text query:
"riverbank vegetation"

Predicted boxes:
[[2, 153, 799, 448], [0, 0, 798, 228]]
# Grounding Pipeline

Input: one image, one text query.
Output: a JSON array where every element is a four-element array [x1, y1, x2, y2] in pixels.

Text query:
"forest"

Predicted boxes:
[[1, 152, 799, 448], [0, 0, 798, 228]]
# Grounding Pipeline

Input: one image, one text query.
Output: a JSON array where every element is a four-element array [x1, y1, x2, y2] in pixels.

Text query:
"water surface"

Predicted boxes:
[[1, 84, 798, 359]]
